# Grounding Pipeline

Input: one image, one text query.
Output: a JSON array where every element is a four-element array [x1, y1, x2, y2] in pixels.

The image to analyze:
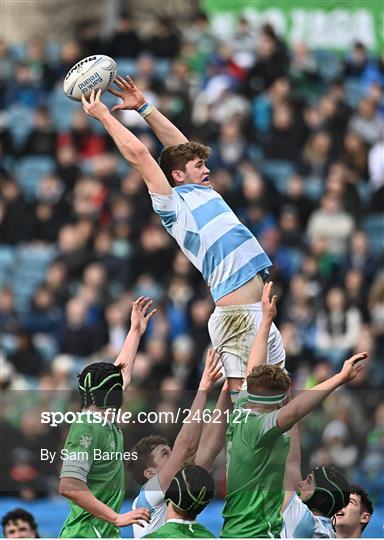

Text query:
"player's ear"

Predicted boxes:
[[144, 467, 156, 480], [171, 169, 184, 185], [360, 512, 371, 526]]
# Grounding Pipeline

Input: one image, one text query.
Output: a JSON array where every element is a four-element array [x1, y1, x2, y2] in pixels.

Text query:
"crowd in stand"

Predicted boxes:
[[0, 11, 383, 505]]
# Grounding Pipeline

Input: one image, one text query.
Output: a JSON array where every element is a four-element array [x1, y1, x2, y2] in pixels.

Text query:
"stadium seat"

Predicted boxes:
[[362, 214, 384, 252], [11, 245, 57, 313], [261, 160, 295, 194], [0, 245, 16, 286], [48, 86, 78, 131], [14, 156, 56, 200], [4, 105, 34, 148], [115, 58, 137, 77], [45, 41, 61, 66], [304, 176, 324, 200], [313, 50, 342, 81], [345, 79, 364, 108], [356, 180, 371, 205]]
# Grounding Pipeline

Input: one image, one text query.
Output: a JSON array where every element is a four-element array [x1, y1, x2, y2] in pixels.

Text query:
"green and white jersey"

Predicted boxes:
[[221, 391, 290, 538], [145, 519, 215, 538], [59, 412, 125, 538]]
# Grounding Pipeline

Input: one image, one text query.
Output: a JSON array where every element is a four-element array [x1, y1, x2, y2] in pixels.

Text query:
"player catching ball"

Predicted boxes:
[[81, 80, 285, 396], [58, 297, 156, 538]]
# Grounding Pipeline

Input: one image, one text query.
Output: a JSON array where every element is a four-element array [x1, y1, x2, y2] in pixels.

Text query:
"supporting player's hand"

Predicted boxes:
[[108, 75, 146, 112], [337, 351, 368, 383], [130, 296, 157, 336], [199, 348, 223, 392], [261, 281, 277, 322], [81, 89, 110, 121], [114, 507, 151, 528]]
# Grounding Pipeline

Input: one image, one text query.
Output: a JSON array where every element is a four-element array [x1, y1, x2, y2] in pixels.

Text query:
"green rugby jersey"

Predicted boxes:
[[59, 412, 125, 538], [221, 395, 290, 538], [145, 519, 215, 538]]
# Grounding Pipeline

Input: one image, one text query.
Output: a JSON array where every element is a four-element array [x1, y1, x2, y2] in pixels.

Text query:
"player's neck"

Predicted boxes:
[[247, 402, 279, 413], [166, 505, 193, 522], [335, 525, 362, 538]]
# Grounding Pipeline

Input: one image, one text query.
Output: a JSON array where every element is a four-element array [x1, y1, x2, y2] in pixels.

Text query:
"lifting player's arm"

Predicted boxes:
[[82, 90, 172, 195], [108, 75, 189, 147], [195, 381, 232, 472], [282, 423, 302, 511], [157, 349, 222, 492], [114, 297, 157, 391], [276, 352, 368, 433], [59, 478, 150, 528], [246, 282, 277, 376]]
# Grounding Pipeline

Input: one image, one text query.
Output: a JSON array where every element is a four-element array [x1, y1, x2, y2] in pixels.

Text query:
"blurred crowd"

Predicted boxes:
[[1, 11, 383, 505]]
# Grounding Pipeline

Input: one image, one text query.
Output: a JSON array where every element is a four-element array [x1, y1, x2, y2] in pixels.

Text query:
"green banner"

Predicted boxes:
[[202, 0, 384, 52]]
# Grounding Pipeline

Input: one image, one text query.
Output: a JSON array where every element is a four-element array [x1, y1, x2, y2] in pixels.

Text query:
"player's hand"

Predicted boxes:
[[130, 296, 157, 336], [199, 348, 223, 391], [82, 89, 110, 120], [261, 281, 277, 322], [337, 352, 368, 383], [114, 508, 151, 528], [108, 75, 146, 112]]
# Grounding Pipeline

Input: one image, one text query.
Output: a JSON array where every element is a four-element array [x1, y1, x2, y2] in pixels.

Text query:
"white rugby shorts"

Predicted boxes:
[[208, 303, 286, 378]]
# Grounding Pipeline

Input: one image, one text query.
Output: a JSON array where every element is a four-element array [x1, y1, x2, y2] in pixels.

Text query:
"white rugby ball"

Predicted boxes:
[[63, 55, 117, 101]]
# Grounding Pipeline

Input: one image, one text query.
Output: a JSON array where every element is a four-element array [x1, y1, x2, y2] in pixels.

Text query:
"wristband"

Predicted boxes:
[[137, 102, 154, 118]]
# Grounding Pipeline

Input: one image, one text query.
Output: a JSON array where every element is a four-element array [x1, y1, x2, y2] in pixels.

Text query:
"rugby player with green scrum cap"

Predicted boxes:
[[221, 282, 368, 538], [59, 297, 156, 538], [145, 465, 215, 538]]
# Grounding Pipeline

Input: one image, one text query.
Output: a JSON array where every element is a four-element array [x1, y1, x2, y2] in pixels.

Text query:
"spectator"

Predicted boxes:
[[106, 12, 142, 59], [348, 97, 382, 146], [19, 107, 57, 157], [146, 18, 181, 59], [307, 193, 354, 258], [315, 287, 362, 367], [2, 508, 39, 538]]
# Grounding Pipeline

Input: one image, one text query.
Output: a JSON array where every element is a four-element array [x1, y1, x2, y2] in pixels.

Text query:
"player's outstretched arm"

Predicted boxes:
[[82, 90, 171, 195], [195, 381, 232, 472], [157, 349, 222, 492], [282, 423, 302, 511], [59, 478, 150, 528], [114, 297, 157, 391], [246, 282, 277, 376], [276, 352, 368, 433], [109, 75, 188, 147]]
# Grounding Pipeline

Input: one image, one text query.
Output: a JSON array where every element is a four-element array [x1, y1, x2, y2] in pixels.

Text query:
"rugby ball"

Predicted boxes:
[[63, 55, 117, 101]]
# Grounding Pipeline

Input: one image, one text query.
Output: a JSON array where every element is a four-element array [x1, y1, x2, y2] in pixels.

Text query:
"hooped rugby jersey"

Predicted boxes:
[[150, 185, 271, 302]]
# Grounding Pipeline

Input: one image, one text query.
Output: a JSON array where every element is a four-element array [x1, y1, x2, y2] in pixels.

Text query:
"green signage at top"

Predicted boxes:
[[202, 0, 383, 52]]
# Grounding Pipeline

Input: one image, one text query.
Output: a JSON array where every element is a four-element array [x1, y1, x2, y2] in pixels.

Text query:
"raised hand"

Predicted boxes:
[[261, 281, 277, 322], [114, 507, 151, 528], [130, 296, 157, 336], [338, 351, 368, 383], [81, 89, 110, 120], [199, 348, 223, 391], [108, 75, 146, 112]]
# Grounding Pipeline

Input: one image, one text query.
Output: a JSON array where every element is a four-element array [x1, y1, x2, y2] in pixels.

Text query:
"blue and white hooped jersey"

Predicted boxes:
[[281, 493, 335, 538], [132, 475, 166, 538], [150, 185, 272, 302]]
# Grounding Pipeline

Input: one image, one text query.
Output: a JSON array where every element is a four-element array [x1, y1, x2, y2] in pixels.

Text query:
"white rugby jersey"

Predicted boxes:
[[150, 185, 272, 302], [281, 493, 335, 538], [132, 475, 166, 538]]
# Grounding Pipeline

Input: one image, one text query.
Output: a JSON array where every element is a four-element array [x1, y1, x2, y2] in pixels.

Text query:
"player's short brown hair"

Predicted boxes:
[[159, 142, 211, 185], [247, 365, 291, 396], [126, 435, 169, 485]]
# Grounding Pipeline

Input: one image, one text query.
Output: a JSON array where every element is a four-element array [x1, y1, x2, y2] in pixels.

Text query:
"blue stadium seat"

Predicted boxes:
[[9, 42, 27, 61], [48, 86, 79, 131], [14, 156, 56, 200], [45, 41, 61, 66], [362, 214, 384, 252], [261, 160, 295, 194], [115, 58, 137, 77], [345, 79, 363, 108], [304, 176, 324, 200], [313, 50, 342, 81], [356, 180, 371, 204], [0, 245, 16, 286], [4, 105, 34, 148], [12, 245, 57, 313]]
